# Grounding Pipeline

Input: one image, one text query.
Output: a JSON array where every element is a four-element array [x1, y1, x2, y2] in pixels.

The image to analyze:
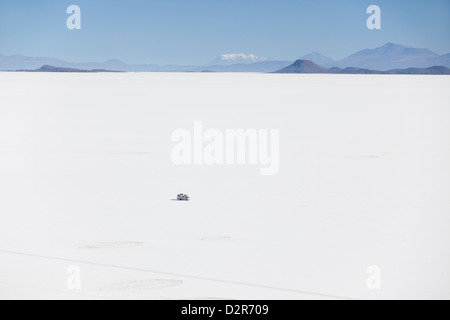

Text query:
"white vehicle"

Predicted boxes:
[[177, 194, 190, 201]]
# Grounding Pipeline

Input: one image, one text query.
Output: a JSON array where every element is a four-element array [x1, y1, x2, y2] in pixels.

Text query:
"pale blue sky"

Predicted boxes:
[[0, 0, 449, 65]]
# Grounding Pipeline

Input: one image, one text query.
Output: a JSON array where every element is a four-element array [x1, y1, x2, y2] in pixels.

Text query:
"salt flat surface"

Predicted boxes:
[[0, 72, 449, 300]]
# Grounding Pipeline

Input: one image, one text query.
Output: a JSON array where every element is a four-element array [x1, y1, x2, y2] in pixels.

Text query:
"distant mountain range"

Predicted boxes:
[[0, 54, 291, 73], [275, 60, 450, 75], [1, 43, 449, 73], [0, 55, 200, 72], [16, 65, 119, 73], [333, 43, 450, 71], [15, 61, 450, 75], [300, 43, 450, 71]]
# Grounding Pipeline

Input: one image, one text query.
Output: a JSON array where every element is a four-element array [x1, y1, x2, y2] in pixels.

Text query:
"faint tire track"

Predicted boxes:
[[0, 249, 352, 300]]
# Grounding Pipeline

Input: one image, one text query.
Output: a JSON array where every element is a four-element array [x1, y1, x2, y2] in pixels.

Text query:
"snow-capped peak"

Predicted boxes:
[[209, 53, 268, 66]]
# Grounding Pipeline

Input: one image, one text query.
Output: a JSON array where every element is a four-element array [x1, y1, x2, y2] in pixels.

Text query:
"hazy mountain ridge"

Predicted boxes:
[[0, 54, 292, 73], [276, 60, 450, 75], [334, 43, 450, 70], [0, 55, 198, 72], [16, 65, 120, 73]]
